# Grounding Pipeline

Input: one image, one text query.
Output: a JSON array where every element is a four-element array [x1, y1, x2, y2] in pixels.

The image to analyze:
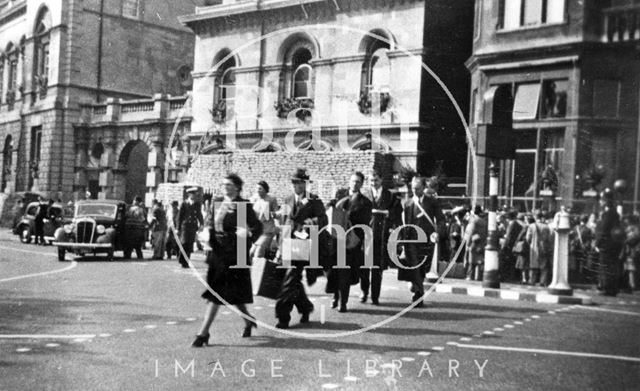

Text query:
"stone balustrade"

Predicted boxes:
[[78, 93, 191, 124]]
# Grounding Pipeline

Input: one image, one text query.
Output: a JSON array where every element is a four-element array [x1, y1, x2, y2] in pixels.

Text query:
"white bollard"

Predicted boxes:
[[548, 207, 573, 296]]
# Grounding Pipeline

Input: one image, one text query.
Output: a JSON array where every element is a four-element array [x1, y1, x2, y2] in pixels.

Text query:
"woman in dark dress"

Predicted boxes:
[[192, 174, 263, 347]]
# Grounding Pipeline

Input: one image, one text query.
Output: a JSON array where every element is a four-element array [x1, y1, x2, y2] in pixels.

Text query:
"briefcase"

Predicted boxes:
[[281, 238, 311, 262], [257, 259, 287, 300]]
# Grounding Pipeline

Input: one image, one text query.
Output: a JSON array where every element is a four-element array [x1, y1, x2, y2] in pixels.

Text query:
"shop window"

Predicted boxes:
[[593, 79, 619, 118], [541, 79, 568, 118], [541, 128, 564, 183], [513, 83, 541, 120]]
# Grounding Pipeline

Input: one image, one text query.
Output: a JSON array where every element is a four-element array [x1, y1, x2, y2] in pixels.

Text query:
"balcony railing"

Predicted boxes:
[[602, 4, 640, 43], [78, 94, 191, 124]]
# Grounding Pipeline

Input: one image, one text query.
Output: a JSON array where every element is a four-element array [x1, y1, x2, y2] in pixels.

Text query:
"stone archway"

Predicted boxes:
[[119, 140, 149, 204]]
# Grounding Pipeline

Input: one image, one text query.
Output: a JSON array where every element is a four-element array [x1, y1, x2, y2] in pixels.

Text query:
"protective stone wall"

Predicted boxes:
[[156, 151, 396, 204]]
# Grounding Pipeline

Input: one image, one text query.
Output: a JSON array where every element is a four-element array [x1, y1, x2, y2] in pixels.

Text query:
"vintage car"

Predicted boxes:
[[13, 202, 73, 244], [53, 200, 148, 261]]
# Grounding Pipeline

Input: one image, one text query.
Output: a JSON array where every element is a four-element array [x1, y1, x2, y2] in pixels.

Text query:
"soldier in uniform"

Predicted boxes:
[[361, 169, 401, 305], [177, 188, 204, 268], [398, 176, 444, 307], [275, 168, 327, 329]]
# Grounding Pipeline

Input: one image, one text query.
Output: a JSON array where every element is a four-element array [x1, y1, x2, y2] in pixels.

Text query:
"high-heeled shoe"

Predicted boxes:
[[191, 333, 210, 348], [242, 320, 257, 338]]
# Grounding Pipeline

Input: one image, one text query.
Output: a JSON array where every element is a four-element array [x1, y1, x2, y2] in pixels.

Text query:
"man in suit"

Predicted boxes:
[[361, 169, 401, 305], [275, 168, 327, 328], [178, 188, 204, 268], [596, 188, 624, 296], [399, 176, 445, 307], [332, 171, 373, 312]]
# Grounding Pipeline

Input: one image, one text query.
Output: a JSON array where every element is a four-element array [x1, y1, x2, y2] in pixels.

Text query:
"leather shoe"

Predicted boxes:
[[275, 322, 289, 329], [359, 294, 368, 303], [300, 304, 314, 323], [371, 299, 379, 305], [339, 305, 347, 313]]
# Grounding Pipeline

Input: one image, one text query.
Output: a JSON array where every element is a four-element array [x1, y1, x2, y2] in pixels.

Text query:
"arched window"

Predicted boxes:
[[212, 50, 237, 123], [6, 43, 17, 92], [34, 7, 51, 99], [291, 48, 312, 99], [359, 30, 394, 115]]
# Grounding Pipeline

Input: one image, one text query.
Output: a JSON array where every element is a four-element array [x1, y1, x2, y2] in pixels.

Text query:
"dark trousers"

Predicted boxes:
[[332, 268, 352, 307], [275, 264, 313, 324], [35, 220, 45, 244], [360, 267, 382, 301], [179, 240, 193, 266]]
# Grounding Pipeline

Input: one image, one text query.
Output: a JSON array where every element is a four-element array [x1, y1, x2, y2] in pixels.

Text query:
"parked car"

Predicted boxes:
[[13, 202, 72, 244], [52, 200, 148, 261]]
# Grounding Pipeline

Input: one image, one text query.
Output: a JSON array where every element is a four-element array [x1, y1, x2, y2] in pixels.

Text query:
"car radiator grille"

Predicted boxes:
[[76, 221, 95, 243]]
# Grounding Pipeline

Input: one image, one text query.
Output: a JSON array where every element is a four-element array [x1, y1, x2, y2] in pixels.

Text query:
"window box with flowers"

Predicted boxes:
[[210, 100, 226, 124], [274, 98, 314, 121], [36, 76, 48, 99], [358, 91, 391, 115], [5, 90, 16, 110]]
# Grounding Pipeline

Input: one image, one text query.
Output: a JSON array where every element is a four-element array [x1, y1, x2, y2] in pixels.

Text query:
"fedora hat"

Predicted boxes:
[[291, 168, 310, 182]]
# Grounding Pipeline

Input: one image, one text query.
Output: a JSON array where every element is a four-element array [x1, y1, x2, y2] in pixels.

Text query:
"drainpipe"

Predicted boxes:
[[635, 80, 640, 213], [96, 0, 105, 101], [256, 1, 265, 131]]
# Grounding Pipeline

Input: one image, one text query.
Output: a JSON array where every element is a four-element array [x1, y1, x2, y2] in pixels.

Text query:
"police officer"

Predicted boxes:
[[177, 188, 203, 268]]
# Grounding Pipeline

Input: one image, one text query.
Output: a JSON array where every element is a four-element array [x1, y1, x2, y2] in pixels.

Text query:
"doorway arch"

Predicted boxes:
[[119, 140, 149, 204]]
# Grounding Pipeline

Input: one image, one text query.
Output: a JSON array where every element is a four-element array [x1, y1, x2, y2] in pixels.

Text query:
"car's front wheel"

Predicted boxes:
[[57, 247, 65, 262], [20, 226, 32, 244]]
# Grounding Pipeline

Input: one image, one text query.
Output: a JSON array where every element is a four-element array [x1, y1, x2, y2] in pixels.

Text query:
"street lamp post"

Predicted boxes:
[[482, 160, 501, 289]]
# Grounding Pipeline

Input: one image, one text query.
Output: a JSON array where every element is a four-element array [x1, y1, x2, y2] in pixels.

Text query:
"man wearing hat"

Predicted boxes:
[[178, 188, 204, 268], [275, 168, 327, 328], [595, 188, 624, 296]]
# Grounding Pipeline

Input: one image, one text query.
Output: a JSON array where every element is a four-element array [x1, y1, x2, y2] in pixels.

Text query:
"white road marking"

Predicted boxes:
[[166, 321, 177, 325], [321, 384, 340, 389], [453, 343, 640, 363], [524, 318, 532, 322], [98, 333, 111, 338], [446, 341, 458, 346], [0, 334, 96, 339], [344, 376, 359, 381], [547, 311, 556, 315], [460, 337, 472, 342], [401, 357, 415, 362], [531, 315, 541, 319], [123, 329, 136, 333], [417, 351, 431, 356], [0, 259, 78, 283], [45, 343, 60, 348], [16, 348, 31, 353], [504, 325, 514, 329], [574, 305, 640, 317], [72, 338, 89, 343], [431, 346, 444, 351], [494, 328, 504, 332], [185, 318, 197, 322], [482, 331, 494, 335], [514, 321, 523, 325], [143, 325, 157, 329]]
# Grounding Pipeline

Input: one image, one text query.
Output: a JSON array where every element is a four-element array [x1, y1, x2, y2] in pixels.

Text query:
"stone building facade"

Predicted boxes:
[[467, 0, 640, 212], [0, 0, 198, 201], [178, 0, 474, 190]]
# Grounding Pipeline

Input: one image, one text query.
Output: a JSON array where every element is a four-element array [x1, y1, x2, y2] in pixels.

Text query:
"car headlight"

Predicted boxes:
[[64, 224, 73, 234], [96, 225, 106, 234]]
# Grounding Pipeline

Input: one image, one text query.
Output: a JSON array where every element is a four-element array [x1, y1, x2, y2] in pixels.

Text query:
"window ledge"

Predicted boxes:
[[496, 21, 568, 35]]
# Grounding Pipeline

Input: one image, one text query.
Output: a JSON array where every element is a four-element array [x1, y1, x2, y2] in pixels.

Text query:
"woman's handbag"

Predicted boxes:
[[512, 225, 528, 254], [281, 238, 311, 262], [257, 259, 287, 300]]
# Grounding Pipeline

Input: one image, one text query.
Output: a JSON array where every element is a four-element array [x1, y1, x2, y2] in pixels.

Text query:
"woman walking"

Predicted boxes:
[[192, 174, 263, 347], [249, 181, 279, 260]]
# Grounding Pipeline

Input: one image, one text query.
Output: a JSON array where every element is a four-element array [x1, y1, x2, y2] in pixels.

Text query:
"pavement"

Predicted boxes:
[[424, 278, 595, 305], [0, 229, 639, 391]]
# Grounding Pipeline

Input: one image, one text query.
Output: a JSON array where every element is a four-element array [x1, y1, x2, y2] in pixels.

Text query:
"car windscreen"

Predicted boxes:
[[76, 204, 117, 218]]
